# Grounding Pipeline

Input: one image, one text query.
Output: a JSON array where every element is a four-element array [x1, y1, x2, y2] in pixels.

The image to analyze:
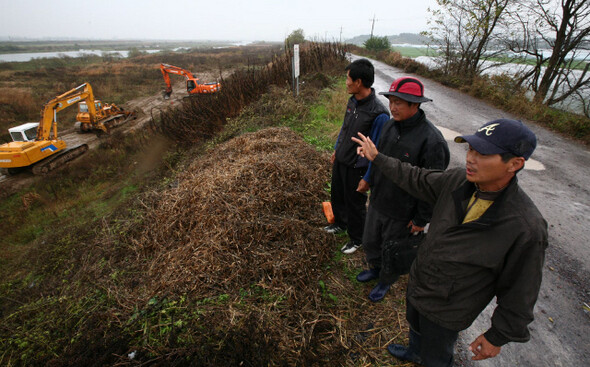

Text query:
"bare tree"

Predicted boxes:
[[504, 0, 590, 109], [425, 0, 511, 78]]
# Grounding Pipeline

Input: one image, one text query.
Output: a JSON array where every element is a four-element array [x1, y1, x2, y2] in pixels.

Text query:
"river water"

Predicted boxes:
[[415, 56, 588, 115], [0, 49, 162, 62]]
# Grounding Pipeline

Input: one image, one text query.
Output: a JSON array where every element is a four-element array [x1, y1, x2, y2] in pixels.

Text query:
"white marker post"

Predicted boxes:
[[292, 44, 300, 97]]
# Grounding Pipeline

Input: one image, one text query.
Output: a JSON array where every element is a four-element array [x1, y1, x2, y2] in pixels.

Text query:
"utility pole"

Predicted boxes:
[[370, 14, 377, 38]]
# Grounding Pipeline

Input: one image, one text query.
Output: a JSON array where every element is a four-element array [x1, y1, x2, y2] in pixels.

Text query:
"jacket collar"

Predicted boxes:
[[351, 88, 376, 106], [394, 109, 425, 132], [451, 175, 519, 226]]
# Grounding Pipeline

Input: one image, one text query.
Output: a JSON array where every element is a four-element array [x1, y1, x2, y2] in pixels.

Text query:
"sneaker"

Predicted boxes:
[[341, 241, 361, 254], [324, 224, 346, 234]]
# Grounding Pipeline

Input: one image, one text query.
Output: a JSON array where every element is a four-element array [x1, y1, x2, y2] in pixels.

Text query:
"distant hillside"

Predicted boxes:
[[346, 33, 429, 46]]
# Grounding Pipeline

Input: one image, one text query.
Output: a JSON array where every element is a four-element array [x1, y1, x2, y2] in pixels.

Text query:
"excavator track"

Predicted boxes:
[[75, 112, 137, 133], [102, 113, 136, 130], [31, 144, 89, 175]]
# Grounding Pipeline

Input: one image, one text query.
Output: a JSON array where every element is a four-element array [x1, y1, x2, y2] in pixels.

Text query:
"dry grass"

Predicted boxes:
[[0, 87, 38, 125], [135, 127, 334, 296]]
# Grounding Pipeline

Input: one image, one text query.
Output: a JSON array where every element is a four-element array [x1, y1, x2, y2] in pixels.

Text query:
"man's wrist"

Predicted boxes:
[[483, 328, 509, 347]]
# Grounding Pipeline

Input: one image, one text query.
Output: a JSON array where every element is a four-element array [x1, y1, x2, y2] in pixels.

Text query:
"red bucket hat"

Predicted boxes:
[[379, 77, 432, 103]]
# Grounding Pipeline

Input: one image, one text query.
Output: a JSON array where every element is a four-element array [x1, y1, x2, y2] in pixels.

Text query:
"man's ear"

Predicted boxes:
[[508, 157, 525, 172]]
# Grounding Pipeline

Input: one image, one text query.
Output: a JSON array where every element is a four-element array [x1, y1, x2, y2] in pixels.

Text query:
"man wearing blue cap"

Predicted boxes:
[[352, 119, 548, 367]]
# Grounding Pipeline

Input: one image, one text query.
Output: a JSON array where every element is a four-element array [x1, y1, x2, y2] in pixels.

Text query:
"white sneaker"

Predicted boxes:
[[324, 224, 346, 234], [341, 241, 361, 254]]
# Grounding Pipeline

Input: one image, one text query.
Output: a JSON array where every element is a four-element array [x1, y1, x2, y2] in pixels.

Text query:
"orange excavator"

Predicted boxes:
[[160, 63, 221, 99]]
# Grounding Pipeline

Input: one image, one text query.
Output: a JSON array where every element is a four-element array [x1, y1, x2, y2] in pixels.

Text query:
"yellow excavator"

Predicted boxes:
[[0, 83, 133, 175], [75, 99, 135, 133]]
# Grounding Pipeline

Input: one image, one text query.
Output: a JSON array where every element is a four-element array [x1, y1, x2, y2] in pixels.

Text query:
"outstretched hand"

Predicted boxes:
[[469, 334, 501, 361], [351, 133, 379, 161]]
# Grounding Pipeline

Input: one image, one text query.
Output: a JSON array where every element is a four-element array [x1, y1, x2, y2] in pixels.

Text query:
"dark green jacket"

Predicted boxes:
[[370, 109, 449, 226], [372, 154, 548, 346]]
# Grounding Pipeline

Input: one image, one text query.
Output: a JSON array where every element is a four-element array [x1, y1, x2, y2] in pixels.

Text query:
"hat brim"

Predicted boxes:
[[379, 91, 433, 103], [454, 134, 508, 155]]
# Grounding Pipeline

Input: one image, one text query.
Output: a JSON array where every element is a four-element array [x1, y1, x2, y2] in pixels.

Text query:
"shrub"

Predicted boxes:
[[364, 36, 390, 52]]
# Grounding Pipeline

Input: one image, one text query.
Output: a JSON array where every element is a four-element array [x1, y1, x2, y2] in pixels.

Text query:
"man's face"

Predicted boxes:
[[465, 145, 521, 191], [346, 71, 362, 95], [388, 96, 418, 121]]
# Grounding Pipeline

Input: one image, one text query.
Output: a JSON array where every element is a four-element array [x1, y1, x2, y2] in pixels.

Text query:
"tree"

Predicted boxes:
[[285, 29, 305, 49], [503, 0, 590, 109], [425, 0, 511, 78], [364, 36, 391, 52]]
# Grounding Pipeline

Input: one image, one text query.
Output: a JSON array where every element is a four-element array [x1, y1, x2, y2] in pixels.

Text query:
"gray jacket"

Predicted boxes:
[[372, 154, 548, 346]]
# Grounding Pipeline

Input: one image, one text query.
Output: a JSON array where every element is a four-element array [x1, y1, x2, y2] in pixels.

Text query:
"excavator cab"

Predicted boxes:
[[78, 101, 102, 114], [9, 123, 39, 142], [78, 102, 89, 113], [187, 80, 196, 93]]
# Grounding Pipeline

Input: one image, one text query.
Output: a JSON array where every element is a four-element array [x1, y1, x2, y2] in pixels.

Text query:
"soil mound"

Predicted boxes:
[[138, 127, 334, 294], [130, 127, 342, 364]]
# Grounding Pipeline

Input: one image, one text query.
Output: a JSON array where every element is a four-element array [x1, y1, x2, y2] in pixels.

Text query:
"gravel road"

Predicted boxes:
[[350, 54, 590, 367]]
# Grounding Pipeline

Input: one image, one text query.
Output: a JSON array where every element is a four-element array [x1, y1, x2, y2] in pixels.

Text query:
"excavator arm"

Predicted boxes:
[[160, 63, 197, 96], [37, 83, 97, 140]]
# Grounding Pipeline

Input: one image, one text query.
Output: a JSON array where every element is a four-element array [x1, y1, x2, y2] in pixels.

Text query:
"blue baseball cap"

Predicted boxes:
[[455, 119, 537, 160]]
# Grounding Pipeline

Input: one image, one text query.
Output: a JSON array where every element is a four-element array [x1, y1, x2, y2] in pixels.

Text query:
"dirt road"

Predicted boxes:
[[351, 54, 590, 366]]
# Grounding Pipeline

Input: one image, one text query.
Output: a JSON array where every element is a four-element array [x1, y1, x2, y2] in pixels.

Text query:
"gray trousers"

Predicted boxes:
[[362, 205, 411, 278]]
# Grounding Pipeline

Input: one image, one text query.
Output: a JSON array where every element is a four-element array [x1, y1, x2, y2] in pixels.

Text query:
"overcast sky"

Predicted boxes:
[[0, 0, 437, 42]]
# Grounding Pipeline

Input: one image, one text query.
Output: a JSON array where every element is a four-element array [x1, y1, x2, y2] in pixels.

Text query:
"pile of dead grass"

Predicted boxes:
[[121, 127, 351, 364], [136, 127, 333, 294]]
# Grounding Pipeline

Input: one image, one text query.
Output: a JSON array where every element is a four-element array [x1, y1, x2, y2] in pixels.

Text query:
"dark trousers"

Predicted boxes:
[[330, 160, 367, 244], [406, 301, 458, 367], [362, 205, 410, 280]]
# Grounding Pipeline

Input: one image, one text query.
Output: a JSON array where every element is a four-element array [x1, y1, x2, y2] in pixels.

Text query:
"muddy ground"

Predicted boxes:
[[356, 54, 590, 366]]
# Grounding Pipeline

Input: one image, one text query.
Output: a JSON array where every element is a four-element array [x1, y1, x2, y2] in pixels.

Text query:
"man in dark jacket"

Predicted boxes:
[[352, 119, 548, 367], [325, 59, 389, 254], [356, 77, 450, 302]]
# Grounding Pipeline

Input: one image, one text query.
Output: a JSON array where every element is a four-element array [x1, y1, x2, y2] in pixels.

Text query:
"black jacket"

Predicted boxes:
[[372, 156, 548, 346], [335, 89, 389, 168], [370, 110, 450, 226]]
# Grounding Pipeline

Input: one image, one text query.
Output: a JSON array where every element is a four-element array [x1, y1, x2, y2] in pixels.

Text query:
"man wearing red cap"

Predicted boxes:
[[352, 119, 548, 367], [355, 76, 450, 303], [324, 59, 390, 255]]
